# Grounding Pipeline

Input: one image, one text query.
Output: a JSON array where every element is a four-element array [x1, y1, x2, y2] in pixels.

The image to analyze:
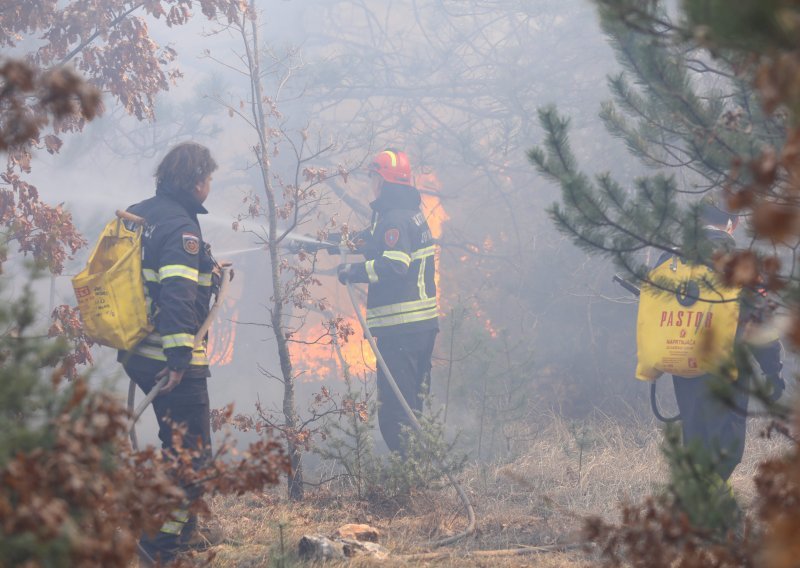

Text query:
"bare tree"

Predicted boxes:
[[205, 1, 354, 500]]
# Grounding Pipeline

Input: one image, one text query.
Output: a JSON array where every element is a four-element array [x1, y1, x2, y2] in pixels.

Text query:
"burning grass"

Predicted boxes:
[[198, 410, 789, 566]]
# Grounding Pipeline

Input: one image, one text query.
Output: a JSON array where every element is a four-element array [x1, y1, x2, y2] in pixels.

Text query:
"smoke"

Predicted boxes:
[[21, 0, 696, 454], [214, 246, 265, 258]]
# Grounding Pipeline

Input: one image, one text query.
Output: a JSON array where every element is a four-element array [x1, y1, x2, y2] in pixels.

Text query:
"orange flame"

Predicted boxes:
[[417, 172, 449, 240], [205, 267, 244, 367], [419, 173, 497, 337], [207, 309, 237, 366], [288, 318, 376, 382]]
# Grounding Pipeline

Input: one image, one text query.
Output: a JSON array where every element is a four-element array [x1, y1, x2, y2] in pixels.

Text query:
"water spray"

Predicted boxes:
[[284, 232, 334, 246], [213, 233, 337, 259], [214, 246, 266, 258]]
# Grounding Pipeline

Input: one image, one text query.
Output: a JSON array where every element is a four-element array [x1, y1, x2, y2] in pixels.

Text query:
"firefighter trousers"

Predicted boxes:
[[124, 364, 211, 564], [672, 373, 750, 481], [375, 329, 437, 455]]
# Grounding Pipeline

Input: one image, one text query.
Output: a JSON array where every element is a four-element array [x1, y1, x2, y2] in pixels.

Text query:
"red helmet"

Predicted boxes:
[[368, 149, 413, 186]]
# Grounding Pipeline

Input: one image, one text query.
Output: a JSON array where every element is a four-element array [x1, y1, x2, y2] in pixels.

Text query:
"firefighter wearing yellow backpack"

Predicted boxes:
[[636, 201, 783, 481], [117, 142, 222, 565]]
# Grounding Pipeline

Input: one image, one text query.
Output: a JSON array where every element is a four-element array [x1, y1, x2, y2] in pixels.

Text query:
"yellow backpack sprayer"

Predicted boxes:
[[71, 210, 154, 350], [613, 257, 741, 424]]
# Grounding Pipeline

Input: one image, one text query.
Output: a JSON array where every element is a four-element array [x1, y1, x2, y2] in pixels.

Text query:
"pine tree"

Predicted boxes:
[[316, 370, 377, 501], [529, 0, 784, 278], [531, 1, 800, 564]]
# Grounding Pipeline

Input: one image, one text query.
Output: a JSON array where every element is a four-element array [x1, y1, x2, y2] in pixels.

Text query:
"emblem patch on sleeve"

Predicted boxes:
[[384, 228, 400, 248], [182, 233, 200, 255]]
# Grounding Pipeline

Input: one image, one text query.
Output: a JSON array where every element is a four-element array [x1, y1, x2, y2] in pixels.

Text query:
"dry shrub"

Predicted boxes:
[[0, 377, 290, 567], [583, 418, 800, 567], [584, 494, 756, 568], [754, 415, 800, 568], [0, 280, 289, 567], [0, 379, 183, 567]]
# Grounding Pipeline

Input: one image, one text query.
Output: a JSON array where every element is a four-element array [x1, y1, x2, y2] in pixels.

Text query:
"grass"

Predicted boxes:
[[199, 409, 790, 567]]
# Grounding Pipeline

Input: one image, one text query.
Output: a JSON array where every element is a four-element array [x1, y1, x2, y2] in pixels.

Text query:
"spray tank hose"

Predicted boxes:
[[650, 381, 680, 423], [128, 266, 234, 450], [342, 251, 476, 548]]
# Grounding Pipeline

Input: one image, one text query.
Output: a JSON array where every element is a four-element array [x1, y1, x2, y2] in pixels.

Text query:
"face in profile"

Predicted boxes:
[[195, 175, 212, 204]]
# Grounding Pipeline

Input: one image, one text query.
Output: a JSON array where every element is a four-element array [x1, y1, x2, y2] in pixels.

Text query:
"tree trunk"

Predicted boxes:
[[245, 3, 304, 500]]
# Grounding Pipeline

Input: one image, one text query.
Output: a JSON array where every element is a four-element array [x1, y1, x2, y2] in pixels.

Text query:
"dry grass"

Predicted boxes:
[[199, 411, 791, 567]]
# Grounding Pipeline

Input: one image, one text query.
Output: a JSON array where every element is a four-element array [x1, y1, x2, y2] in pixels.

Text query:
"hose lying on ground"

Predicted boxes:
[[342, 250, 476, 548], [128, 265, 233, 450]]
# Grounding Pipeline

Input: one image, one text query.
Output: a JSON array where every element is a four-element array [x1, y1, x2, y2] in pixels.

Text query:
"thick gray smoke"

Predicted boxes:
[[24, 1, 679, 453]]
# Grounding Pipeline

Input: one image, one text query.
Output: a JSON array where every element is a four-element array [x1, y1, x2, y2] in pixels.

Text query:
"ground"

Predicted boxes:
[[194, 412, 788, 567]]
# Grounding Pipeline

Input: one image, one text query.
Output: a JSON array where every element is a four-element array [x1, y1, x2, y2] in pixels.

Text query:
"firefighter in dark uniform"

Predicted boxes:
[[337, 149, 439, 454], [660, 202, 784, 481], [118, 142, 220, 564]]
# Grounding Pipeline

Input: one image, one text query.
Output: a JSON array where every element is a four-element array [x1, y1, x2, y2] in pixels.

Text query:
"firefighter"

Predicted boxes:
[[659, 201, 784, 481], [119, 142, 223, 564], [337, 149, 439, 455]]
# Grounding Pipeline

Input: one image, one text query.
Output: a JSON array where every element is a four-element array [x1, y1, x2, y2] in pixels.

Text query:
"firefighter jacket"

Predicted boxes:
[[345, 184, 439, 337], [118, 187, 218, 377]]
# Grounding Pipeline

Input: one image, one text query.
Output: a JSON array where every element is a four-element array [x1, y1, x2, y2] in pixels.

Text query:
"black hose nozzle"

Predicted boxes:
[[613, 273, 641, 297]]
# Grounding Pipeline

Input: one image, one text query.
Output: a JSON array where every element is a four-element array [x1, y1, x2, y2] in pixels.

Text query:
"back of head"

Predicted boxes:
[[155, 142, 218, 195], [699, 198, 737, 230], [696, 198, 737, 260]]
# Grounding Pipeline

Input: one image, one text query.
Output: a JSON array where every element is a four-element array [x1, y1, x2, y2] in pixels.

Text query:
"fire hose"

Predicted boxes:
[[128, 263, 234, 450], [342, 247, 477, 548], [612, 274, 681, 423]]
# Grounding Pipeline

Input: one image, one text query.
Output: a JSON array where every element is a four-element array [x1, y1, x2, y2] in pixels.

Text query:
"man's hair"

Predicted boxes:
[[699, 200, 736, 228], [155, 142, 218, 194]]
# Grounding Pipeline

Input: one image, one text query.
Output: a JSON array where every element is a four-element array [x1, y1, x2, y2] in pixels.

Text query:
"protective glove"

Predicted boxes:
[[337, 263, 352, 285], [766, 374, 786, 403], [155, 366, 185, 395]]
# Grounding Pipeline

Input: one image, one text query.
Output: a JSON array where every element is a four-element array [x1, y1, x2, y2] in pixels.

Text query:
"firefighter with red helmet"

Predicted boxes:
[[337, 149, 439, 455]]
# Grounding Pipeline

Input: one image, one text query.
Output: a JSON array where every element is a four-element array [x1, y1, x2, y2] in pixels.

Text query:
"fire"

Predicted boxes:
[[416, 172, 449, 240], [206, 266, 244, 367], [472, 301, 498, 338], [207, 309, 237, 366], [419, 175, 498, 338], [288, 318, 376, 382], [336, 318, 377, 375]]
